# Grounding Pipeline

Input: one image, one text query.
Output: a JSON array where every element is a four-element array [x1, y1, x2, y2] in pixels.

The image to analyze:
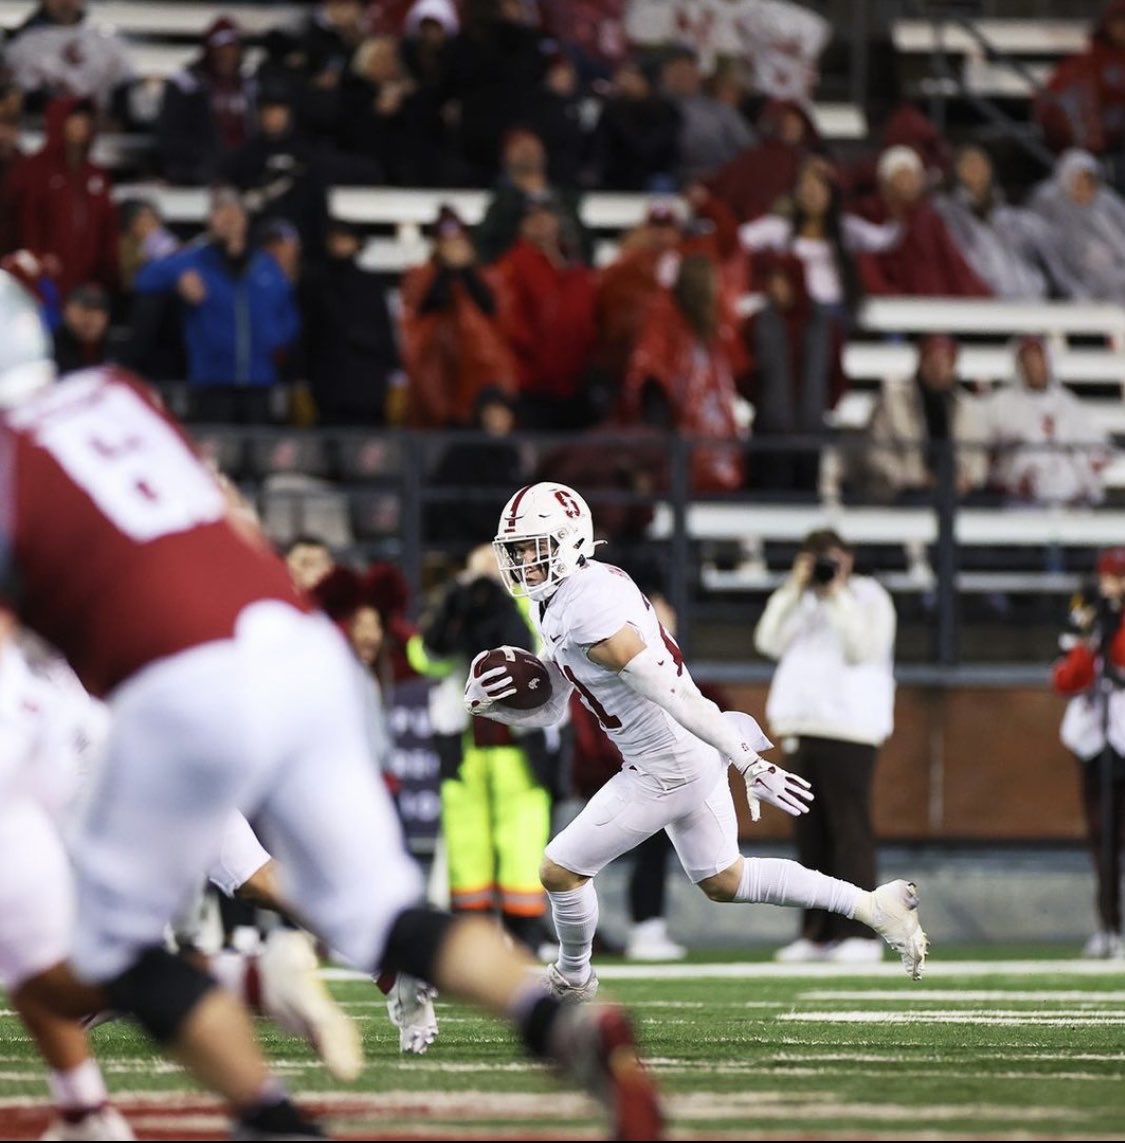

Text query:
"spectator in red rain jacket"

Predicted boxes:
[[399, 205, 517, 428], [6, 95, 118, 296], [622, 253, 747, 492], [495, 194, 598, 429], [594, 188, 740, 392], [852, 145, 991, 298], [1036, 0, 1125, 170]]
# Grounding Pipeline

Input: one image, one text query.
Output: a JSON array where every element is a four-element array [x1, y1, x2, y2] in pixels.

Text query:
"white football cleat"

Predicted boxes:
[[826, 937, 884, 964], [40, 1105, 135, 1140], [1082, 930, 1124, 959], [625, 919, 686, 962], [857, 879, 928, 980], [774, 937, 833, 964], [259, 929, 363, 1081], [545, 963, 600, 1002], [386, 972, 439, 1054]]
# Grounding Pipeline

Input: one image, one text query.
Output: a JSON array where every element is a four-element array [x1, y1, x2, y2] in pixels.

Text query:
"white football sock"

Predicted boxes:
[[47, 1059, 107, 1111], [735, 857, 863, 917], [549, 881, 599, 984], [208, 948, 263, 1012]]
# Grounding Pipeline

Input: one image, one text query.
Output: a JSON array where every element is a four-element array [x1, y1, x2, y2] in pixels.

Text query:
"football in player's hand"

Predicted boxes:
[[473, 646, 552, 710]]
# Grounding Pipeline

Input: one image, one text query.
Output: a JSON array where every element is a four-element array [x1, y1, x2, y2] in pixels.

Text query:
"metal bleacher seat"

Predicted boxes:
[[192, 425, 247, 481], [334, 434, 403, 481], [349, 489, 402, 541], [892, 16, 1084, 101], [0, 2, 304, 37], [247, 433, 331, 482], [258, 473, 355, 550]]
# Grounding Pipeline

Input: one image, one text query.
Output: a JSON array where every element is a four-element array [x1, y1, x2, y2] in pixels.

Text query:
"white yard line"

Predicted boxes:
[[322, 959, 1125, 982], [800, 989, 1125, 1001], [781, 1009, 1125, 1025]]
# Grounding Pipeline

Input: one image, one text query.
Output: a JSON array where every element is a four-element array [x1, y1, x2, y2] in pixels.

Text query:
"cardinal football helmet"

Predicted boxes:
[[493, 482, 594, 601]]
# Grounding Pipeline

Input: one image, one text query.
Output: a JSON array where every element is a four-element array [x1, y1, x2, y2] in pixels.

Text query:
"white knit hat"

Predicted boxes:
[[877, 145, 923, 183]]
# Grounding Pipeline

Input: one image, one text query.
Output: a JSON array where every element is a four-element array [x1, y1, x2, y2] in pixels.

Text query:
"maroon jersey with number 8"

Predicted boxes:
[[2, 368, 305, 697]]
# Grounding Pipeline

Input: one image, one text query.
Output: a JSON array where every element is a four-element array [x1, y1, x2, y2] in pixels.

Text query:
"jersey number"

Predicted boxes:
[[562, 664, 622, 731], [28, 381, 225, 541]]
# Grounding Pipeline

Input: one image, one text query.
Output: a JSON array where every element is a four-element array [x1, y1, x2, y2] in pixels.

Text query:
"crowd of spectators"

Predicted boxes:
[[0, 0, 1120, 523]]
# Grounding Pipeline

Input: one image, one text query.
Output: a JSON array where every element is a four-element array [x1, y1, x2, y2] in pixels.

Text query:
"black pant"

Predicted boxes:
[[1078, 750, 1125, 932], [789, 736, 878, 942], [629, 828, 673, 924]]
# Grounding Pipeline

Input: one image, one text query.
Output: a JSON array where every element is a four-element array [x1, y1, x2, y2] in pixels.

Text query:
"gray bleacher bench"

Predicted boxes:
[[0, 2, 304, 37], [892, 19, 1086, 58], [645, 500, 1125, 594], [893, 19, 1082, 101]]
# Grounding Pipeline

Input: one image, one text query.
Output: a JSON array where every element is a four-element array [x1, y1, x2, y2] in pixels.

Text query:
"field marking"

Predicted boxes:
[[800, 989, 1125, 1002], [322, 958, 1125, 982], [337, 998, 784, 1011], [780, 1009, 1125, 1025]]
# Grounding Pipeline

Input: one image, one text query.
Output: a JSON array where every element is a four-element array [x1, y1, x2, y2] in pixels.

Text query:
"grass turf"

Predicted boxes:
[[2, 948, 1124, 1139]]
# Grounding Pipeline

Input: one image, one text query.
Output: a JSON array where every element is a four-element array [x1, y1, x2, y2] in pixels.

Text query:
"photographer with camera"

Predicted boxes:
[[1053, 547, 1125, 959], [754, 528, 897, 963]]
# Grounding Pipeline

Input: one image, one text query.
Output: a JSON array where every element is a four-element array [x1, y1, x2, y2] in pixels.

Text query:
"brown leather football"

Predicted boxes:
[[473, 646, 553, 710]]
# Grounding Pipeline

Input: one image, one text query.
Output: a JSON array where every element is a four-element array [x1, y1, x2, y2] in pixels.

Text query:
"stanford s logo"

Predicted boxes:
[[554, 489, 581, 518]]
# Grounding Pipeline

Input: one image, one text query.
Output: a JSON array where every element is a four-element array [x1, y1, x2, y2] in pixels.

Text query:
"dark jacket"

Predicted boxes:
[[157, 62, 257, 185], [592, 93, 680, 191], [219, 129, 329, 252], [300, 254, 399, 424]]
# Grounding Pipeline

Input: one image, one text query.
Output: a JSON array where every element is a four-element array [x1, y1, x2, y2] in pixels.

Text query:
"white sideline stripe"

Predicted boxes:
[[781, 1009, 1125, 1025], [323, 958, 1125, 981], [801, 989, 1125, 1002]]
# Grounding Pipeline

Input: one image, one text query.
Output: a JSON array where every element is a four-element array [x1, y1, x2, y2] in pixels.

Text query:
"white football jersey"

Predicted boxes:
[[535, 560, 718, 782], [0, 638, 107, 819]]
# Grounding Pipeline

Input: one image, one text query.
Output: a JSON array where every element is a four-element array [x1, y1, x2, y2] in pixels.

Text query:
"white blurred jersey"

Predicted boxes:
[[534, 560, 716, 782], [0, 637, 107, 820]]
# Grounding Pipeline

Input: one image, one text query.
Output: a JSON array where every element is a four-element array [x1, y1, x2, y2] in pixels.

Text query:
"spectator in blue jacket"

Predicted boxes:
[[135, 186, 300, 423]]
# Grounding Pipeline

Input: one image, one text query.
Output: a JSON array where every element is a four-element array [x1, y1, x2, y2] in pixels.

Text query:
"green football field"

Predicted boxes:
[[2, 949, 1124, 1139]]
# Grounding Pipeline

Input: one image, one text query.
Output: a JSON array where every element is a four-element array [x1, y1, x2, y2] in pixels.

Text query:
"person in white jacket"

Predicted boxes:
[[984, 335, 1112, 505], [754, 528, 897, 964]]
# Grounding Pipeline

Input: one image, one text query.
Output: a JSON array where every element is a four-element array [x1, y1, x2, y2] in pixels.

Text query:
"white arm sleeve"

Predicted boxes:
[[478, 658, 574, 729], [619, 645, 771, 773]]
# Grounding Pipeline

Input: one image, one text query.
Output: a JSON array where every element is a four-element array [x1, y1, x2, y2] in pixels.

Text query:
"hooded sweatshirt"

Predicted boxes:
[[985, 337, 1112, 505], [6, 95, 118, 295]]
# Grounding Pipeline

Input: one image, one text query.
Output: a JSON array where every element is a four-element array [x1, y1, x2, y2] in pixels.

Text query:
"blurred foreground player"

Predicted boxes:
[[0, 619, 134, 1140], [0, 272, 662, 1141]]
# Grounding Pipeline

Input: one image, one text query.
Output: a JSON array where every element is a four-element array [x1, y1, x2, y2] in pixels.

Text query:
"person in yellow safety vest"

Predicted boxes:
[[406, 545, 560, 952]]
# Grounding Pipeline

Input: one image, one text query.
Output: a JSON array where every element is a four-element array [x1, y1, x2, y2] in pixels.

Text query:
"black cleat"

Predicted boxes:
[[231, 1097, 325, 1140]]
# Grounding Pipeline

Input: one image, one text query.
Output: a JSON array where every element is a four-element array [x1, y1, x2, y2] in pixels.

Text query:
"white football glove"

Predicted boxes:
[[720, 709, 811, 821], [463, 651, 517, 713], [738, 758, 814, 821]]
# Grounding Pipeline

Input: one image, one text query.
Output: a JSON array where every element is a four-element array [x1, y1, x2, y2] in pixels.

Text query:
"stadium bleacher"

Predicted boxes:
[[6, 0, 1124, 652]]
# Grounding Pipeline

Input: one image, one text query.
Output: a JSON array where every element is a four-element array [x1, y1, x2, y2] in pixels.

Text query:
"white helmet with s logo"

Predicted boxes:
[[493, 482, 594, 601]]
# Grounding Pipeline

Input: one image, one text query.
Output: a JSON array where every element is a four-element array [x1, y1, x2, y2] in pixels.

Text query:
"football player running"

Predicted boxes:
[[466, 483, 928, 999]]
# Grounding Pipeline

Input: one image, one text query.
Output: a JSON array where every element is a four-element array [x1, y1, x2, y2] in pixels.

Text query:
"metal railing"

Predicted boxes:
[[187, 419, 1122, 668]]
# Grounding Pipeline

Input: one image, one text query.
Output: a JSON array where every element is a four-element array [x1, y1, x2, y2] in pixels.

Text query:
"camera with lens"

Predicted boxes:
[[811, 555, 840, 586]]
